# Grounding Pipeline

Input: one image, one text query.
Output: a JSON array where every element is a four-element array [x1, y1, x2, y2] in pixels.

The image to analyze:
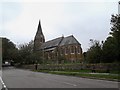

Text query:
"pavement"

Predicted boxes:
[[0, 69, 2, 89], [2, 66, 119, 88]]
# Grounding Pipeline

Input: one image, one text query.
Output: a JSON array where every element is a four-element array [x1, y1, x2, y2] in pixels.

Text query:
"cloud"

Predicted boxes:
[[1, 1, 118, 52], [2, 2, 22, 22], [118, 1, 120, 14]]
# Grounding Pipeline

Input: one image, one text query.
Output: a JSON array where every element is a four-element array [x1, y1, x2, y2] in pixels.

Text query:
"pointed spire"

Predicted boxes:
[[37, 20, 43, 34], [35, 20, 45, 41], [34, 20, 45, 51]]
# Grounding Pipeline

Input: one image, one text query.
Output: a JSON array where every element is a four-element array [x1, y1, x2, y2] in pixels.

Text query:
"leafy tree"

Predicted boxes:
[[102, 37, 116, 63], [86, 40, 102, 63], [83, 52, 87, 63], [86, 14, 120, 63], [2, 38, 18, 63], [18, 40, 34, 64], [102, 14, 120, 63], [17, 40, 43, 64], [109, 14, 120, 62]]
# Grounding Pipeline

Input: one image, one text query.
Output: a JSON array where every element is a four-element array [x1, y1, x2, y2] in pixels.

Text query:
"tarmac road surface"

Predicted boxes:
[[2, 67, 119, 88]]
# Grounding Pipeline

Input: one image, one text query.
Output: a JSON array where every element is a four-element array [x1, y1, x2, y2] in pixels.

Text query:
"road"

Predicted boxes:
[[2, 67, 119, 88]]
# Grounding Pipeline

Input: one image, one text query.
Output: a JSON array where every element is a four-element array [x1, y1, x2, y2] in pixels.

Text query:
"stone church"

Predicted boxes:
[[34, 21, 83, 63]]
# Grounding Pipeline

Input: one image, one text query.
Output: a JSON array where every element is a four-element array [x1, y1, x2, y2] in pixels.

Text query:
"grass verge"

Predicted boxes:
[[33, 70, 119, 81]]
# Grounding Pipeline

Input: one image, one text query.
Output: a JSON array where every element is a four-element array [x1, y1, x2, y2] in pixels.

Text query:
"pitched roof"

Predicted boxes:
[[40, 35, 81, 50], [40, 37, 63, 49], [59, 35, 81, 46]]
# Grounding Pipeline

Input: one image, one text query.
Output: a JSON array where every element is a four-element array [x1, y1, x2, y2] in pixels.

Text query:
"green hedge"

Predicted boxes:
[[19, 63, 119, 74]]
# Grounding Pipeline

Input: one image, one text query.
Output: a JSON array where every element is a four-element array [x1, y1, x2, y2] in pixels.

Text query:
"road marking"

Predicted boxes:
[[62, 81, 77, 86], [0, 77, 8, 90], [45, 77, 77, 87]]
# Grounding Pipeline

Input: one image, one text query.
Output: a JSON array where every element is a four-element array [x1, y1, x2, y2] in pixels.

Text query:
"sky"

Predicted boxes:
[[0, 0, 119, 52]]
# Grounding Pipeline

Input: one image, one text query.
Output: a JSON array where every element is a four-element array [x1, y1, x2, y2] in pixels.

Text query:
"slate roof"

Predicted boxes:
[[40, 37, 63, 49], [40, 35, 81, 50], [59, 35, 81, 46]]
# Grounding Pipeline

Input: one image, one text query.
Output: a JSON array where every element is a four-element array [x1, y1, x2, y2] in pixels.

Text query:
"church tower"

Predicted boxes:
[[34, 20, 45, 51]]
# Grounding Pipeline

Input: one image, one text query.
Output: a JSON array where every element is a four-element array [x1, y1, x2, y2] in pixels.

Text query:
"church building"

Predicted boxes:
[[34, 21, 83, 63]]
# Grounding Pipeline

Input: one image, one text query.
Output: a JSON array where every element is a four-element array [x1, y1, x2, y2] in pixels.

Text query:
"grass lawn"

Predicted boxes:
[[33, 69, 119, 81]]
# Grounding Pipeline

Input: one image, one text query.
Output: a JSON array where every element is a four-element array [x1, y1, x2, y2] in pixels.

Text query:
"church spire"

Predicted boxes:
[[36, 20, 43, 35], [34, 20, 45, 51]]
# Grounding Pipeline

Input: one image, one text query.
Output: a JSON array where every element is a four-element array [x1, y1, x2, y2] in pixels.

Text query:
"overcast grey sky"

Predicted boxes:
[[0, 0, 119, 52]]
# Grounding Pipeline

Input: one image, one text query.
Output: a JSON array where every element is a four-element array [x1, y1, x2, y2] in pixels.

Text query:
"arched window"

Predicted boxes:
[[65, 47, 69, 54], [71, 46, 74, 54], [75, 46, 77, 54], [77, 46, 81, 54], [60, 47, 64, 55]]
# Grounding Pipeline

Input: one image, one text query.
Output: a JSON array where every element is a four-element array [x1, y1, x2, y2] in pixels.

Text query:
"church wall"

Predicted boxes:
[[58, 44, 83, 63], [41, 44, 83, 64], [43, 48, 58, 63]]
